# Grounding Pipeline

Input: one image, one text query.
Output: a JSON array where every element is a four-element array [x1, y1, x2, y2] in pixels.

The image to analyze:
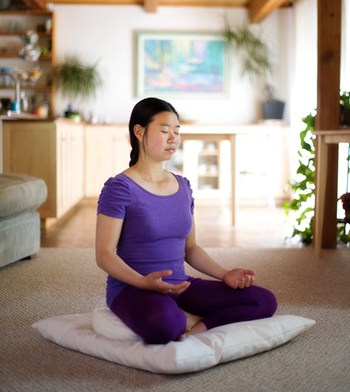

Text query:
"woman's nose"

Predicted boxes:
[[168, 132, 175, 143]]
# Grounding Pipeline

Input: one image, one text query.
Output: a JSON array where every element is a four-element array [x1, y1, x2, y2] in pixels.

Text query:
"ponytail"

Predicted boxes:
[[129, 136, 139, 167]]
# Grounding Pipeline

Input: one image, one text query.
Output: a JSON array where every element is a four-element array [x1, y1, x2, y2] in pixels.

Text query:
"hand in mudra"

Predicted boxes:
[[223, 268, 256, 289], [143, 270, 190, 295]]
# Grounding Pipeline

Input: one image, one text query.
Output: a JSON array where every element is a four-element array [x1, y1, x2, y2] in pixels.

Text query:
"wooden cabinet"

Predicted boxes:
[[1, 120, 289, 227], [168, 139, 229, 200], [56, 120, 84, 216], [2, 119, 84, 223], [2, 121, 131, 222], [197, 142, 220, 191], [235, 126, 290, 204], [168, 123, 290, 205], [84, 124, 130, 197], [0, 10, 55, 115]]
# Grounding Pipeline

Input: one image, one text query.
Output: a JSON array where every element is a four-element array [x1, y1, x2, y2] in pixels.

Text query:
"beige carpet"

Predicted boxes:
[[0, 247, 349, 392]]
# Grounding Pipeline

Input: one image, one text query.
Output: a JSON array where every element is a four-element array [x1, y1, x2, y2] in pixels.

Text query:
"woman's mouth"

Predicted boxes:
[[165, 146, 177, 153]]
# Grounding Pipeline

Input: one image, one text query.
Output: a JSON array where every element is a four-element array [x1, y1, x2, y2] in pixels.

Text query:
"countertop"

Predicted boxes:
[[0, 112, 53, 121]]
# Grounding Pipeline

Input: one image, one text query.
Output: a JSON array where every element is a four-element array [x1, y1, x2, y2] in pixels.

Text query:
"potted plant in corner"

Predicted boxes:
[[262, 84, 285, 120], [222, 17, 285, 120], [54, 55, 103, 121]]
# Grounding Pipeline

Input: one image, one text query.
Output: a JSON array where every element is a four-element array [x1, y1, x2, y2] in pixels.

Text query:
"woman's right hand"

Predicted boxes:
[[142, 270, 190, 295]]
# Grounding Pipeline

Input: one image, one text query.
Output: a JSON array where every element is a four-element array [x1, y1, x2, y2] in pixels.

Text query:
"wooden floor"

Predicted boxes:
[[41, 198, 298, 248]]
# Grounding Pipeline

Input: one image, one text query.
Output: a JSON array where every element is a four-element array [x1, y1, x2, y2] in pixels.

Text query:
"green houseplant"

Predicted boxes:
[[222, 17, 285, 120], [54, 55, 103, 118], [222, 17, 272, 79], [285, 91, 350, 245], [284, 112, 316, 244], [340, 90, 350, 125]]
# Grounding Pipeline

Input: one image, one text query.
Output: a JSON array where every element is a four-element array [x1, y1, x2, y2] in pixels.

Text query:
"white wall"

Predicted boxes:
[[291, 0, 317, 131], [53, 5, 293, 125], [287, 0, 317, 176], [341, 0, 350, 91]]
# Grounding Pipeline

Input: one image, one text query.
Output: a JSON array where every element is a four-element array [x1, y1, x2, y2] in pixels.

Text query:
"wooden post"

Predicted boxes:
[[315, 0, 342, 248]]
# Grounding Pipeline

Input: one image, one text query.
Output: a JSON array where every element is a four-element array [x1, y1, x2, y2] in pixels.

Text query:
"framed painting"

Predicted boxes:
[[135, 32, 229, 97]]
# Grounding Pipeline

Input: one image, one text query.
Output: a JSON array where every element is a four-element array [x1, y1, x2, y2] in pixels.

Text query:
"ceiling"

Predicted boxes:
[[9, 0, 297, 23]]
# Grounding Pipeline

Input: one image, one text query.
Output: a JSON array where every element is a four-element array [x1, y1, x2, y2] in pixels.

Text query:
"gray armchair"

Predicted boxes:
[[0, 173, 47, 268]]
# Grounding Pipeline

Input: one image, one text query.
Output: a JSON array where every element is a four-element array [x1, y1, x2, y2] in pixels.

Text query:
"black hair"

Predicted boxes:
[[128, 97, 179, 167]]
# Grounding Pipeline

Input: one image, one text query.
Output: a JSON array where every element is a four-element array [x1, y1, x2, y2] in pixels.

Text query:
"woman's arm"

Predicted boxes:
[[96, 213, 145, 286], [185, 217, 255, 289], [184, 218, 228, 280], [95, 213, 190, 294]]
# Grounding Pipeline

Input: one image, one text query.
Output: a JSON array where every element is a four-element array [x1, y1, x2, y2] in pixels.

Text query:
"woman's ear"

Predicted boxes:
[[133, 125, 144, 142]]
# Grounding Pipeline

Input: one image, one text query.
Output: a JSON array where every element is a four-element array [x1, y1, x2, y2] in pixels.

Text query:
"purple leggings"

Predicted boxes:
[[111, 277, 277, 344]]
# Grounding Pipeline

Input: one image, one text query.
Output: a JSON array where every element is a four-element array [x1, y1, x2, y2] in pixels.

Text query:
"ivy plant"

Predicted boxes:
[[284, 112, 316, 244], [285, 91, 350, 245]]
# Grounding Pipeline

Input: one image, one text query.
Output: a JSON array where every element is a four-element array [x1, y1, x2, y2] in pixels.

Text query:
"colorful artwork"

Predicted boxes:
[[136, 32, 228, 97]]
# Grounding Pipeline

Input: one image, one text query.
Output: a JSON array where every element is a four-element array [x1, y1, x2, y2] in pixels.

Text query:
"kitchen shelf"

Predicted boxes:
[[0, 10, 55, 115], [0, 10, 52, 15], [167, 139, 221, 197], [199, 150, 219, 156], [199, 173, 219, 178], [0, 53, 52, 59], [0, 85, 51, 91], [0, 31, 51, 37]]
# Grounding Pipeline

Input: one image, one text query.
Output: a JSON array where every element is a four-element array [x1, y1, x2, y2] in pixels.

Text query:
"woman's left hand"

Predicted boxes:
[[223, 268, 256, 289]]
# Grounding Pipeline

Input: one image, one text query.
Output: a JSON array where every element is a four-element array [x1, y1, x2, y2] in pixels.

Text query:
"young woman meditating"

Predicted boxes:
[[95, 97, 277, 344]]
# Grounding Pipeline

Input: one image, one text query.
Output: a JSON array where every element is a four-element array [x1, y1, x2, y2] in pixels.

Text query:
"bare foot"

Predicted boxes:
[[178, 312, 207, 341], [187, 321, 207, 335], [183, 311, 202, 331]]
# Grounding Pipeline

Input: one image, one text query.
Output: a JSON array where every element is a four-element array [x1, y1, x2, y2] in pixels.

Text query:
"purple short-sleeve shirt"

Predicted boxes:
[[97, 173, 194, 307]]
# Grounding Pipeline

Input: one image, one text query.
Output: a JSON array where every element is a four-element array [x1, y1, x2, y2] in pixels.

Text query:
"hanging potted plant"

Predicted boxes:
[[340, 90, 350, 126], [222, 17, 285, 120], [54, 55, 103, 120]]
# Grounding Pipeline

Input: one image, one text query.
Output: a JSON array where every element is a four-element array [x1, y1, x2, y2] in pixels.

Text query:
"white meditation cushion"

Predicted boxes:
[[91, 299, 140, 341], [32, 300, 316, 374]]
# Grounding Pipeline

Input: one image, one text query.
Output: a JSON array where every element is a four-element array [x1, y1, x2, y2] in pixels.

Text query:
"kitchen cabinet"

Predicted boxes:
[[56, 120, 84, 216], [0, 10, 55, 115], [235, 126, 290, 205], [197, 142, 220, 191], [84, 124, 130, 197], [1, 119, 290, 227], [2, 119, 84, 225], [168, 123, 290, 206], [2, 120, 131, 222], [168, 139, 229, 200]]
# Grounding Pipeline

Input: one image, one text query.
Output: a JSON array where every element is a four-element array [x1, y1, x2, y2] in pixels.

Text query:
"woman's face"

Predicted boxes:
[[139, 111, 181, 162]]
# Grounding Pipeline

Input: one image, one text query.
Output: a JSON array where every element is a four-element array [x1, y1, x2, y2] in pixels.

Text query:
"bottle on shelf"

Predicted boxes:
[[0, 9, 55, 115], [20, 91, 28, 112]]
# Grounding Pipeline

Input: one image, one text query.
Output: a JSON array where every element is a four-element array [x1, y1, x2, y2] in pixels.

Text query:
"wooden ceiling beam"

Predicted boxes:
[[248, 0, 287, 23], [21, 0, 48, 9], [36, 0, 295, 21], [41, 0, 248, 5]]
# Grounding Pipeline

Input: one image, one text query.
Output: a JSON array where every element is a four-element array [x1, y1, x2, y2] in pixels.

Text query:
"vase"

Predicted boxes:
[[340, 105, 350, 126], [263, 100, 285, 120]]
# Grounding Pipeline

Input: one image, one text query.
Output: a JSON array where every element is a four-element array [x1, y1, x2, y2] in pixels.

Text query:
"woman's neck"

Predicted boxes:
[[130, 161, 167, 183]]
